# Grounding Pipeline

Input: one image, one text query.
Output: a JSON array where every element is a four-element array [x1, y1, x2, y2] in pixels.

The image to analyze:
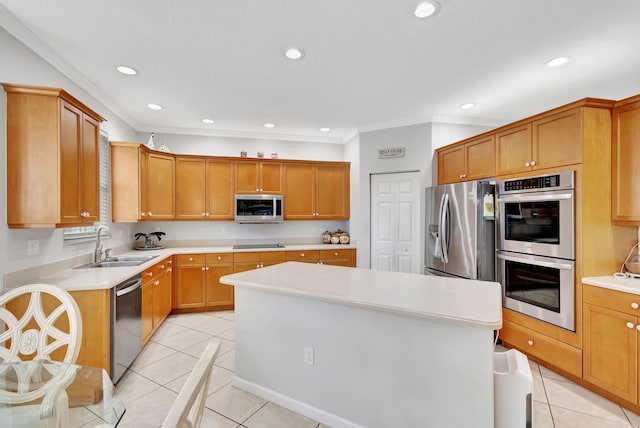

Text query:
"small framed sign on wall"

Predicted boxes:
[[378, 147, 405, 159]]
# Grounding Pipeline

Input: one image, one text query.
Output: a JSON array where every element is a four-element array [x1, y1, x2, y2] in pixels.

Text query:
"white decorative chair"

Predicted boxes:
[[161, 340, 221, 428], [0, 283, 83, 427]]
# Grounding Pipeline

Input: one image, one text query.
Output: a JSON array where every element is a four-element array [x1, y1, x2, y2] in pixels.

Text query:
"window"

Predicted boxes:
[[63, 130, 110, 242]]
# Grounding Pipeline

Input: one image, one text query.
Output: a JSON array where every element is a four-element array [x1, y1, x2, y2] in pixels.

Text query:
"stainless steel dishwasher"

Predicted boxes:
[[111, 273, 142, 384]]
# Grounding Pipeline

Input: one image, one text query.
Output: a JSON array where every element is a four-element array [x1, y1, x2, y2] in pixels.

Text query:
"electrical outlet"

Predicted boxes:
[[27, 239, 40, 256], [304, 346, 314, 366], [311, 224, 317, 233], [222, 225, 229, 234]]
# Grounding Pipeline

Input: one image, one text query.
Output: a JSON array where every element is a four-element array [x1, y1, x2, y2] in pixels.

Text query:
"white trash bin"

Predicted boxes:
[[493, 349, 533, 428]]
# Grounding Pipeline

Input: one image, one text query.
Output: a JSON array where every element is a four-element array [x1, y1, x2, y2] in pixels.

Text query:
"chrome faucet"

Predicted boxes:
[[94, 225, 110, 263]]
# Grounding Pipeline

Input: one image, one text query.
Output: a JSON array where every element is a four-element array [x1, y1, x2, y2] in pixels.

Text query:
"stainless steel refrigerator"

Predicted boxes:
[[424, 180, 495, 280]]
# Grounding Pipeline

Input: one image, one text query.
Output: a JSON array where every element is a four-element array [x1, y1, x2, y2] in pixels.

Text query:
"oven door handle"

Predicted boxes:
[[496, 193, 573, 203], [497, 253, 573, 270]]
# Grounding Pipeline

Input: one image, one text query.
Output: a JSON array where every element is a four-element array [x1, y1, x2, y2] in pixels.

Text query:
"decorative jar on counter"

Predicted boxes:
[[322, 230, 332, 244], [339, 232, 350, 244], [330, 234, 340, 244]]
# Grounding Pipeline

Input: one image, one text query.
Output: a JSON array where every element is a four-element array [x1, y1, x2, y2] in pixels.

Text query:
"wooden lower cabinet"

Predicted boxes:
[[583, 284, 640, 404], [175, 253, 236, 311], [233, 251, 286, 272], [500, 319, 582, 378], [142, 257, 173, 345], [286, 248, 356, 267]]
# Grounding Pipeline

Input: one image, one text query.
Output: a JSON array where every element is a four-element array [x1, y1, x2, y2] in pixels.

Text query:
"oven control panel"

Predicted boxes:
[[504, 174, 559, 191]]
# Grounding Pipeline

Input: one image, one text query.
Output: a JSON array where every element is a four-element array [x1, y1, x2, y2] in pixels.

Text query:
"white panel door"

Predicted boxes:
[[370, 172, 421, 273]]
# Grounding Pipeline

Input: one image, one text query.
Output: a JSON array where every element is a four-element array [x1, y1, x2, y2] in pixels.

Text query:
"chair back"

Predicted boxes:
[[162, 341, 221, 428], [0, 284, 82, 363]]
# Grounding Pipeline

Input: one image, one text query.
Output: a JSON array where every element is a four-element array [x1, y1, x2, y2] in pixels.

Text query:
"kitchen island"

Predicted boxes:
[[220, 262, 502, 428]]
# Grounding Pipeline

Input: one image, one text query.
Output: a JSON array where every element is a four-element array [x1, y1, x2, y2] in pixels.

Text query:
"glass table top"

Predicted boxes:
[[0, 360, 125, 427]]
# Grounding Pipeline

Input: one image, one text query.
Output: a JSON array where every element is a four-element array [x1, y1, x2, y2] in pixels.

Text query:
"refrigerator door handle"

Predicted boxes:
[[440, 193, 450, 264]]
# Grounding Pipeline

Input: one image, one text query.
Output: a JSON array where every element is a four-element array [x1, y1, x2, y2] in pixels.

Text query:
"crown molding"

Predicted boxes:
[[139, 125, 345, 144]]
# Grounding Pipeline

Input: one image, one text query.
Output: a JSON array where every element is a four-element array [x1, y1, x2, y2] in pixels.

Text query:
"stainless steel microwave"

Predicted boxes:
[[234, 194, 284, 223]]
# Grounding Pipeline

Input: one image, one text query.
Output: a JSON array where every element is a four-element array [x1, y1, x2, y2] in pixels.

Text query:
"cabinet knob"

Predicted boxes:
[[205, 266, 209, 271], [168, 268, 172, 272], [189, 257, 194, 262], [160, 265, 164, 269], [167, 260, 172, 265], [531, 160, 536, 166], [637, 325, 640, 331], [201, 267, 206, 271], [141, 212, 146, 217], [459, 174, 464, 179], [256, 264, 261, 268], [300, 253, 305, 257], [627, 322, 635, 329], [632, 302, 639, 309], [146, 272, 153, 277], [217, 256, 222, 260], [202, 213, 206, 216], [154, 280, 160, 286], [525, 162, 530, 167], [148, 212, 153, 216], [527, 340, 534, 346], [206, 212, 210, 217], [335, 252, 338, 256]]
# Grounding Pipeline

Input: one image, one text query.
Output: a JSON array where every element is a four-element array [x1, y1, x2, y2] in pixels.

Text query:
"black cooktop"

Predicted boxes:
[[232, 243, 285, 250]]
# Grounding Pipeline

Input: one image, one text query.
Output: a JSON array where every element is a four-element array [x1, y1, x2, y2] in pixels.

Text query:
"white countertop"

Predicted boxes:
[[8, 244, 356, 292], [583, 275, 640, 295], [220, 262, 502, 328]]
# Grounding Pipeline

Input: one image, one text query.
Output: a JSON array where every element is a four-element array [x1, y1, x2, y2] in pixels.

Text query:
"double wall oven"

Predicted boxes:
[[496, 171, 575, 331]]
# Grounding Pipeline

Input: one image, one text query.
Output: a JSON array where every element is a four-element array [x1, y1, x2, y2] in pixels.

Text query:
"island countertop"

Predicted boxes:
[[220, 261, 502, 328]]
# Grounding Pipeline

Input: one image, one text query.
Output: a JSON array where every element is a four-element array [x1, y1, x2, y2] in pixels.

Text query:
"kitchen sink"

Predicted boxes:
[[74, 255, 158, 269]]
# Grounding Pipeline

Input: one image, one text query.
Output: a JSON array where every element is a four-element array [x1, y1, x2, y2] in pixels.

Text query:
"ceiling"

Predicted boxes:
[[1, 0, 639, 144]]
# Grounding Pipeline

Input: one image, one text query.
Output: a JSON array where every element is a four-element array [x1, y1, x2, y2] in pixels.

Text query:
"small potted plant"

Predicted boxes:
[[134, 231, 166, 249]]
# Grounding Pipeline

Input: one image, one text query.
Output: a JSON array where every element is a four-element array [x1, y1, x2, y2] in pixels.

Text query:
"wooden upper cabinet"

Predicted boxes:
[[146, 153, 175, 220], [284, 162, 350, 220], [612, 97, 640, 224], [206, 159, 235, 219], [533, 108, 582, 170], [235, 160, 283, 194], [496, 123, 533, 176], [175, 157, 207, 220], [4, 85, 105, 228], [111, 143, 147, 222], [437, 135, 495, 184], [175, 157, 235, 220]]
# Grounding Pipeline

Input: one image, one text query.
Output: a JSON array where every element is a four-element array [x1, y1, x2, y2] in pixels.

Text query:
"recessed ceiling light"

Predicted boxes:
[[285, 48, 304, 60], [320, 127, 331, 132], [460, 103, 475, 110], [147, 103, 163, 110], [414, 1, 440, 18], [116, 65, 137, 75], [264, 123, 276, 128], [546, 56, 570, 68], [202, 118, 215, 124]]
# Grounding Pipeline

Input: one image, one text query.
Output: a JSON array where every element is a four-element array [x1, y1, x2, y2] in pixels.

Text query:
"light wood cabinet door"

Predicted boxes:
[[205, 264, 235, 307], [152, 277, 164, 329], [496, 124, 533, 175], [235, 160, 282, 193], [80, 114, 100, 222], [283, 163, 315, 219], [437, 145, 465, 184], [612, 101, 640, 224], [175, 157, 206, 220], [60, 100, 83, 224], [316, 164, 349, 219], [207, 159, 235, 219], [583, 303, 638, 403], [533, 108, 582, 170], [465, 136, 495, 180], [176, 264, 205, 308], [147, 153, 175, 220], [163, 261, 173, 317]]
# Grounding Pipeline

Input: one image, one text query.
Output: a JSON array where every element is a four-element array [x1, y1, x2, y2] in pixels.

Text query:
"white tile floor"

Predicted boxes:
[[116, 311, 640, 428]]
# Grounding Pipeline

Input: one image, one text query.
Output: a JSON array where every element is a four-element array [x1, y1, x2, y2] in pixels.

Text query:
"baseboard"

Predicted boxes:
[[232, 376, 365, 428]]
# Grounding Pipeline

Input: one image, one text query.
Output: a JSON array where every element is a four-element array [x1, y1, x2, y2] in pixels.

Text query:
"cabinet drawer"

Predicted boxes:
[[501, 319, 582, 378], [234, 252, 261, 263], [286, 250, 319, 262], [207, 253, 234, 264], [261, 251, 286, 262], [176, 254, 206, 265], [320, 249, 352, 260], [583, 284, 640, 316]]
